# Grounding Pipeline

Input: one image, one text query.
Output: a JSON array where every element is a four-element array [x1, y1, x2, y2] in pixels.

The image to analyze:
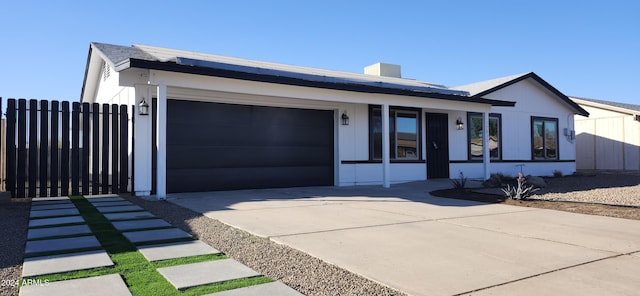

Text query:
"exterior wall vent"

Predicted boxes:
[[102, 61, 111, 81]]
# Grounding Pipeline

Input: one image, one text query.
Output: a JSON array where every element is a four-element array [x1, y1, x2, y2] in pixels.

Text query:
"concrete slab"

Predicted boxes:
[[86, 196, 125, 204], [137, 240, 220, 261], [19, 274, 131, 296], [90, 200, 133, 207], [111, 219, 173, 231], [31, 203, 77, 211], [466, 255, 640, 296], [169, 185, 530, 238], [25, 236, 101, 255], [122, 228, 192, 243], [167, 182, 640, 296], [96, 205, 144, 213], [157, 259, 260, 290], [206, 282, 303, 296], [272, 220, 615, 296], [28, 216, 84, 228], [22, 250, 113, 277], [444, 208, 640, 254], [30, 208, 79, 218], [32, 196, 70, 203], [27, 224, 92, 240], [104, 211, 155, 221], [196, 203, 424, 238]]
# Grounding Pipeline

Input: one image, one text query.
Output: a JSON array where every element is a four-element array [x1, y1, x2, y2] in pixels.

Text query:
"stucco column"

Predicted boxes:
[[156, 84, 167, 199], [382, 104, 391, 188], [133, 85, 152, 196], [483, 111, 491, 180]]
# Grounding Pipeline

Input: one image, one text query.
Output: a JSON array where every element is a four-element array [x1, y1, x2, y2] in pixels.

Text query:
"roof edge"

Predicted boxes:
[[571, 97, 640, 116], [473, 72, 589, 116], [127, 58, 516, 107]]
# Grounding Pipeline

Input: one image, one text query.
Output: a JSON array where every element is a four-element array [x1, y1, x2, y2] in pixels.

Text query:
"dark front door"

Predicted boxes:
[[425, 112, 450, 178]]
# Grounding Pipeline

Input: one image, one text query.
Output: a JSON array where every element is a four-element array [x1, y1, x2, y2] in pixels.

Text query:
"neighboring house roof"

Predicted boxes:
[[81, 42, 515, 107], [453, 72, 589, 117], [571, 96, 640, 116]]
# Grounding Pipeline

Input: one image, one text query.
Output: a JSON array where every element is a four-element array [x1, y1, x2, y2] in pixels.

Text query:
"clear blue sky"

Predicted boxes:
[[1, 0, 638, 105]]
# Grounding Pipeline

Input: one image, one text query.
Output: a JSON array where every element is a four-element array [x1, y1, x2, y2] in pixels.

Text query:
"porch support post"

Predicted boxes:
[[156, 83, 167, 199], [382, 104, 391, 188], [483, 111, 491, 180], [133, 85, 152, 196]]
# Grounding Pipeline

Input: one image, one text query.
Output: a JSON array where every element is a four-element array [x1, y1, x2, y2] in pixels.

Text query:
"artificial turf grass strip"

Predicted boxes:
[[67, 196, 180, 295], [153, 253, 227, 269], [181, 276, 274, 296], [22, 196, 273, 296]]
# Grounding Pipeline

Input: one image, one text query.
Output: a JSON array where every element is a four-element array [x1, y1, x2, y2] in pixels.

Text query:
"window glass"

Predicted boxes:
[[544, 120, 557, 159], [532, 117, 558, 160], [371, 109, 382, 159], [532, 120, 544, 158], [396, 113, 417, 159], [370, 107, 420, 160], [468, 113, 501, 160]]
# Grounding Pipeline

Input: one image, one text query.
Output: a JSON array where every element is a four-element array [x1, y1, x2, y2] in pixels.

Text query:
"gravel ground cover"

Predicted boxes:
[[0, 194, 30, 296], [532, 172, 640, 207]]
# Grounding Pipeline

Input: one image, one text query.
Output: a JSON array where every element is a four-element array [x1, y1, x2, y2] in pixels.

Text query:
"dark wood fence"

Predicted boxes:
[[4, 98, 130, 198]]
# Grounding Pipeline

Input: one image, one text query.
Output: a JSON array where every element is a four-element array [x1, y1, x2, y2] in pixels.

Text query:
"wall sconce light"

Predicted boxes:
[[139, 97, 150, 116], [341, 111, 350, 125], [456, 118, 464, 130]]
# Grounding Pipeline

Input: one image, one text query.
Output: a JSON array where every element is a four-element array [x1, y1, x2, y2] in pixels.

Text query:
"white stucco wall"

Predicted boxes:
[[452, 79, 580, 178]]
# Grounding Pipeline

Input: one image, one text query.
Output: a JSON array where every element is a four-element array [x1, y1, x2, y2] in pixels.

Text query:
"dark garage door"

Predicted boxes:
[[167, 100, 334, 193]]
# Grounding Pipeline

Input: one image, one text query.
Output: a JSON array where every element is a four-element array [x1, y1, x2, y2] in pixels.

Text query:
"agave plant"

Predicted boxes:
[[451, 171, 467, 189], [501, 172, 539, 200]]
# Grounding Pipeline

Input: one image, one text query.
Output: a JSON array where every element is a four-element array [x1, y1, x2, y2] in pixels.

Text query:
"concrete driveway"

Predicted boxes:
[[167, 181, 640, 296]]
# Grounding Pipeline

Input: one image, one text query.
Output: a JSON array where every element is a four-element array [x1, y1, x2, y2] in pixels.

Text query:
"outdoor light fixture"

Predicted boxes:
[[456, 118, 464, 130], [139, 97, 149, 116], [341, 111, 350, 125]]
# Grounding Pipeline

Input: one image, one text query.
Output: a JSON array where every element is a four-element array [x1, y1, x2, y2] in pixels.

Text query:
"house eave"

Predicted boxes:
[[472, 72, 588, 116], [122, 58, 516, 107]]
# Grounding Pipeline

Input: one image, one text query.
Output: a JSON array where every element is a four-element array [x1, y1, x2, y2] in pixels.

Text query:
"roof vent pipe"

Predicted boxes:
[[364, 63, 402, 78]]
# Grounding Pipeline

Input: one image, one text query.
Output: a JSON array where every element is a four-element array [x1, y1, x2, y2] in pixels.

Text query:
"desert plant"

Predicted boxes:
[[451, 171, 467, 189], [501, 172, 540, 200], [553, 170, 563, 177]]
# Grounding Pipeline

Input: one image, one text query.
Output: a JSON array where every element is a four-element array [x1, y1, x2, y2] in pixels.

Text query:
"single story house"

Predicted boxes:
[[80, 42, 588, 197], [571, 96, 640, 171]]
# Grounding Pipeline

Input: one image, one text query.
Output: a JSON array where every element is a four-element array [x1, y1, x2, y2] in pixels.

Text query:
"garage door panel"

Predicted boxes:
[[167, 100, 334, 193], [169, 123, 332, 147], [168, 166, 333, 192], [167, 146, 333, 169]]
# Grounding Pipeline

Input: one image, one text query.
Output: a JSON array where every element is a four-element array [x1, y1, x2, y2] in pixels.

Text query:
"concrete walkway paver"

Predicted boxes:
[[25, 236, 101, 255], [206, 281, 304, 296], [122, 228, 192, 243], [27, 224, 92, 239], [90, 200, 134, 207], [96, 205, 144, 213], [157, 259, 260, 290], [31, 203, 77, 211], [167, 181, 640, 296], [111, 219, 173, 231], [104, 211, 155, 221], [19, 274, 131, 296], [22, 250, 113, 277], [29, 208, 79, 218], [138, 240, 220, 261], [28, 216, 84, 228]]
